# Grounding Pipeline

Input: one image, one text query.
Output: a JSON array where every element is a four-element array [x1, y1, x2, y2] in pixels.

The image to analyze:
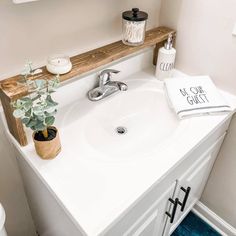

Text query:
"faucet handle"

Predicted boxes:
[[99, 69, 120, 77], [99, 69, 120, 87]]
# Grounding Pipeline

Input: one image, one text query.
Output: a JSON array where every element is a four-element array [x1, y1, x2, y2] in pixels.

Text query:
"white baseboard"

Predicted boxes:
[[193, 201, 236, 236]]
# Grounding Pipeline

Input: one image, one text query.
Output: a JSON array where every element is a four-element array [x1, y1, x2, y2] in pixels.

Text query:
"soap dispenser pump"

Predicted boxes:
[[155, 34, 176, 80]]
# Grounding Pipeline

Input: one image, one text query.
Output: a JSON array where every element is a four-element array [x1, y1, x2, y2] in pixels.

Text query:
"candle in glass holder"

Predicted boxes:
[[46, 54, 72, 75]]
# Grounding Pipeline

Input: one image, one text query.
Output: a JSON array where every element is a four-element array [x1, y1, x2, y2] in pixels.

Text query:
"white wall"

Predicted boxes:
[[0, 0, 161, 80], [160, 0, 236, 228], [160, 0, 236, 94], [0, 0, 162, 235], [201, 114, 236, 228], [0, 116, 36, 236]]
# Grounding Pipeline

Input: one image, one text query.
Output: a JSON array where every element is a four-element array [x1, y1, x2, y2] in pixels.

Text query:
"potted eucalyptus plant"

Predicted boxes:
[[12, 62, 61, 159]]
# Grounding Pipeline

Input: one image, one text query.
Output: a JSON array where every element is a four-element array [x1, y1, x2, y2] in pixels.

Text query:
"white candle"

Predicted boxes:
[[46, 55, 72, 75]]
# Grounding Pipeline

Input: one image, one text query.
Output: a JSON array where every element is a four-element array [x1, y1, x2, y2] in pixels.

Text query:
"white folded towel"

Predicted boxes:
[[164, 76, 232, 119]]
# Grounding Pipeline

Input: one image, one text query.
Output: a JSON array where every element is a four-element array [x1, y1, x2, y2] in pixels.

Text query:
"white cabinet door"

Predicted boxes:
[[123, 183, 176, 236], [105, 133, 226, 236], [168, 133, 226, 234]]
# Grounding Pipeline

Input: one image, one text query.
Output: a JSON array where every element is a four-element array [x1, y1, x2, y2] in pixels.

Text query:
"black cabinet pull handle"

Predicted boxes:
[[179, 187, 191, 212], [165, 198, 180, 223]]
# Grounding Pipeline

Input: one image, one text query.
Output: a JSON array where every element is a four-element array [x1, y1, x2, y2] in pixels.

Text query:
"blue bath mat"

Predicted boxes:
[[172, 211, 221, 236]]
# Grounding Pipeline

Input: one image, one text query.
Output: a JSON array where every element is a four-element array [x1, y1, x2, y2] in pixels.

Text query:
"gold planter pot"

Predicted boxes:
[[33, 126, 61, 160]]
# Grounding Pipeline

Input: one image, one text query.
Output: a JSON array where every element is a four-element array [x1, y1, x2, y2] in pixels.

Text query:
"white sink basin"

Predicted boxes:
[[62, 79, 187, 161]]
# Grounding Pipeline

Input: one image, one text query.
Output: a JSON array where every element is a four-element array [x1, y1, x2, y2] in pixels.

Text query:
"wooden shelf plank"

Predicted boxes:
[[0, 26, 176, 146], [0, 26, 175, 100]]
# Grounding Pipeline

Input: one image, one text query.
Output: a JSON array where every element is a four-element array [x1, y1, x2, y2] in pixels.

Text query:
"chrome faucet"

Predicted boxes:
[[88, 69, 128, 101]]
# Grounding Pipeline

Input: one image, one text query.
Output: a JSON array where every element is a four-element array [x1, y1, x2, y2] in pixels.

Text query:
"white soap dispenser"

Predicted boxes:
[[155, 34, 176, 80]]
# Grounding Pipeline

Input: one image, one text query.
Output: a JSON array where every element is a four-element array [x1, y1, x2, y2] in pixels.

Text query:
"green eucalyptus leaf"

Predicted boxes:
[[17, 97, 33, 112], [38, 90, 46, 95], [44, 109, 57, 117], [23, 102, 33, 111], [46, 95, 58, 107], [22, 117, 30, 124], [20, 97, 31, 102], [33, 105, 44, 114], [25, 109, 32, 117], [35, 79, 46, 89], [45, 116, 55, 126], [30, 126, 37, 131], [35, 122, 46, 131], [26, 119, 37, 128], [37, 115, 45, 121], [31, 94, 40, 101], [33, 111, 44, 116], [44, 106, 56, 113], [16, 100, 23, 107], [13, 109, 25, 118], [36, 100, 47, 107]]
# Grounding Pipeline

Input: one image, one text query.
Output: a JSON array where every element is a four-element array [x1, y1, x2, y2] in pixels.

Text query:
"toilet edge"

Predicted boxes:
[[0, 204, 6, 231]]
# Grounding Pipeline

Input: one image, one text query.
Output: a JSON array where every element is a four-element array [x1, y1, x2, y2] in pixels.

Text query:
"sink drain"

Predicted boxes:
[[116, 126, 127, 135]]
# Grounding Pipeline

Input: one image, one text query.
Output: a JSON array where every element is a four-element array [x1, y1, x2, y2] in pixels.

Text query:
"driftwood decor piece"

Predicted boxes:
[[0, 26, 176, 146]]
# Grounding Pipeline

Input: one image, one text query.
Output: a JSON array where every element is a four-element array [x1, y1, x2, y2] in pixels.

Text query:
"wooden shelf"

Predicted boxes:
[[0, 26, 176, 146]]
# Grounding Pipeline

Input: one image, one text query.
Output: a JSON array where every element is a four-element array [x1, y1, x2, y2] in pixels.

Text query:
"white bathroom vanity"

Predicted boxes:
[[2, 50, 236, 236]]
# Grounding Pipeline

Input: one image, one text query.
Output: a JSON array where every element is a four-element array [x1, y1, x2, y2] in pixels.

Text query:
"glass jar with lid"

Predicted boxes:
[[122, 8, 148, 46]]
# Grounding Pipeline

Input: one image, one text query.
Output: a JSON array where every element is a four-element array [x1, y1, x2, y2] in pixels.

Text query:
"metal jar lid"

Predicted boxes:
[[122, 8, 148, 22]]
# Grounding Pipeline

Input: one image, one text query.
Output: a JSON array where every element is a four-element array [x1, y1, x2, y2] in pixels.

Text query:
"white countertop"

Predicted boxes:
[[2, 67, 236, 236]]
